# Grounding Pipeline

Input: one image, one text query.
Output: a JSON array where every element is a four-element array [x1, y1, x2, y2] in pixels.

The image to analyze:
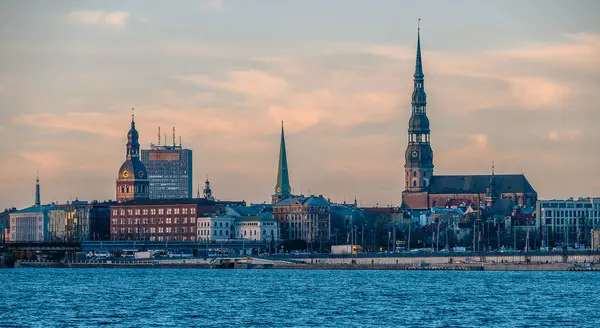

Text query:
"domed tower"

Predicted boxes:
[[116, 109, 149, 203], [405, 23, 434, 192]]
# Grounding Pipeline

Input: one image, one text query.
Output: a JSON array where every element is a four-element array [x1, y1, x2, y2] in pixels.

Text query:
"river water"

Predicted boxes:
[[0, 269, 598, 327]]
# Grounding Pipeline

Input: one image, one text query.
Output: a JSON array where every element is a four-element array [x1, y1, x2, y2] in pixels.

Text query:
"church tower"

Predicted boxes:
[[35, 172, 40, 207], [116, 109, 149, 203], [272, 121, 292, 204], [203, 177, 214, 201], [404, 22, 434, 192]]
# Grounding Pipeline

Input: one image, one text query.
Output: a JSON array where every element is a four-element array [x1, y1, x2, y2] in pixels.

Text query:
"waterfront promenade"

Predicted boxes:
[[13, 251, 600, 271]]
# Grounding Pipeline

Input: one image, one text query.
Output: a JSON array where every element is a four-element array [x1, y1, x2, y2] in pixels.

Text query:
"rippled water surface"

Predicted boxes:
[[1, 269, 599, 327]]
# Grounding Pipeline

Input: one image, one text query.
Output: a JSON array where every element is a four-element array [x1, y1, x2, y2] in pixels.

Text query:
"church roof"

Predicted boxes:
[[274, 195, 330, 207], [428, 174, 536, 195]]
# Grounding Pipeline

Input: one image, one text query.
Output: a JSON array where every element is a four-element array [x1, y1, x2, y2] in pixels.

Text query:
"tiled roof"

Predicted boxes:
[[274, 195, 330, 207], [12, 205, 54, 214], [428, 174, 536, 195], [235, 215, 276, 222]]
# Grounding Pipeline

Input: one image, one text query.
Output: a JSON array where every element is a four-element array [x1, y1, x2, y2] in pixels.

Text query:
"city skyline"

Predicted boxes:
[[1, 1, 599, 209]]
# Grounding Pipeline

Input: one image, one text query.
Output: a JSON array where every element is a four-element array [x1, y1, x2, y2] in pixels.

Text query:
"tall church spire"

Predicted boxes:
[[35, 172, 40, 207], [273, 121, 291, 203], [404, 21, 434, 192], [414, 19, 424, 80]]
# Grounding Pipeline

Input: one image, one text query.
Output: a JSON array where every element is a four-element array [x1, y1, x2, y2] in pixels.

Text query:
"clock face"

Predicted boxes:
[[122, 170, 129, 178], [411, 150, 419, 158], [138, 171, 144, 178], [276, 187, 281, 193]]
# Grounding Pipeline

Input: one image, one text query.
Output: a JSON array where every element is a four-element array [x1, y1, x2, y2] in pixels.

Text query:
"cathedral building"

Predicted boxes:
[[270, 122, 331, 244], [116, 110, 149, 203], [402, 27, 537, 211]]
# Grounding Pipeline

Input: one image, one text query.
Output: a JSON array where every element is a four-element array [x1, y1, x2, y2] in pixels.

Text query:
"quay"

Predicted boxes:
[[12, 252, 600, 271]]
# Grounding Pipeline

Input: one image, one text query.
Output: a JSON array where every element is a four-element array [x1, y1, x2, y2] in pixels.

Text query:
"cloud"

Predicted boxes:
[[199, 0, 225, 13], [547, 129, 583, 142], [69, 10, 130, 27], [470, 134, 488, 149], [547, 130, 559, 141]]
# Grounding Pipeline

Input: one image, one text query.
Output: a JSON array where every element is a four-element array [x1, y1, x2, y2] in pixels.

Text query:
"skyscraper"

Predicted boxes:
[[141, 127, 193, 200]]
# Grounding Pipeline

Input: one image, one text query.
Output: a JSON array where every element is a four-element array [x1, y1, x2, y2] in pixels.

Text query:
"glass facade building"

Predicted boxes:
[[141, 144, 193, 200]]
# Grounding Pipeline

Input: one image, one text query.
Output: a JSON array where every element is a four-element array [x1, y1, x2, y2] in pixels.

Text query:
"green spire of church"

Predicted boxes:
[[35, 172, 40, 207], [273, 121, 291, 202], [414, 18, 424, 80]]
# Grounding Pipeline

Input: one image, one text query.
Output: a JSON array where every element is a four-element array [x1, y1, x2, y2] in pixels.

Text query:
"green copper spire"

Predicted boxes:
[[414, 19, 424, 80], [274, 121, 291, 199], [35, 172, 40, 207]]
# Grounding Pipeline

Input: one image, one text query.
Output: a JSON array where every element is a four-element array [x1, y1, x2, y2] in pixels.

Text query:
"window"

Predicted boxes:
[[174, 208, 180, 214], [166, 218, 172, 224], [112, 219, 117, 225], [166, 227, 171, 233], [413, 180, 416, 187], [191, 208, 196, 214], [167, 209, 172, 214], [183, 218, 187, 224], [112, 210, 117, 216], [135, 209, 141, 215], [127, 209, 133, 215], [182, 208, 188, 214], [158, 209, 164, 215], [143, 209, 148, 215], [120, 210, 125, 215], [413, 171, 416, 177], [158, 227, 164, 233], [150, 209, 156, 215]]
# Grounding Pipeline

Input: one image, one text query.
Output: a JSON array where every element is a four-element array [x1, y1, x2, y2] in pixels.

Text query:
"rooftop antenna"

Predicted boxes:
[[158, 126, 161, 146], [179, 136, 182, 147], [492, 160, 495, 175], [131, 107, 135, 122], [418, 17, 421, 30], [164, 134, 166, 147], [172, 126, 176, 146], [197, 180, 200, 198]]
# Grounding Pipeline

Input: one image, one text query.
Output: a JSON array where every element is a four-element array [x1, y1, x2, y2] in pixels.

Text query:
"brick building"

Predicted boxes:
[[109, 199, 238, 241]]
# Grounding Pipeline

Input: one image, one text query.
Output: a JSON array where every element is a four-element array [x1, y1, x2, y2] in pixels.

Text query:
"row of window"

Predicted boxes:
[[112, 207, 195, 216], [112, 227, 196, 234], [199, 221, 230, 228], [540, 202, 594, 209], [545, 218, 600, 226], [111, 217, 197, 225], [543, 210, 600, 218], [118, 185, 147, 194]]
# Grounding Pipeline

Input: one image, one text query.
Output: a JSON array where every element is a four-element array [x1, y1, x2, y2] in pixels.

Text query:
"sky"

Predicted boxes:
[[0, 0, 599, 210]]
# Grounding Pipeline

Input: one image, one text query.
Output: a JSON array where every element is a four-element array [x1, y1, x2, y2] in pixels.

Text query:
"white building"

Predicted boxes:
[[234, 216, 279, 242], [197, 214, 279, 242], [197, 216, 235, 242], [9, 205, 53, 242], [536, 197, 600, 248]]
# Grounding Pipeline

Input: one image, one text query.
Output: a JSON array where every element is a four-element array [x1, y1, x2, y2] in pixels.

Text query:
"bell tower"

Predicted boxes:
[[405, 21, 434, 192]]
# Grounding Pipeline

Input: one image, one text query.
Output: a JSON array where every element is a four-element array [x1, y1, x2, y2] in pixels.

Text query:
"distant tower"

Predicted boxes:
[[272, 121, 292, 203], [35, 172, 40, 207], [203, 177, 214, 201], [486, 162, 498, 207], [116, 108, 149, 203], [404, 21, 434, 192]]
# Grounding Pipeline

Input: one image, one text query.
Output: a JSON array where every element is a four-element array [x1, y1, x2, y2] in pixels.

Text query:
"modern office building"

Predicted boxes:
[[536, 197, 600, 248], [141, 128, 193, 200], [47, 200, 113, 242]]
